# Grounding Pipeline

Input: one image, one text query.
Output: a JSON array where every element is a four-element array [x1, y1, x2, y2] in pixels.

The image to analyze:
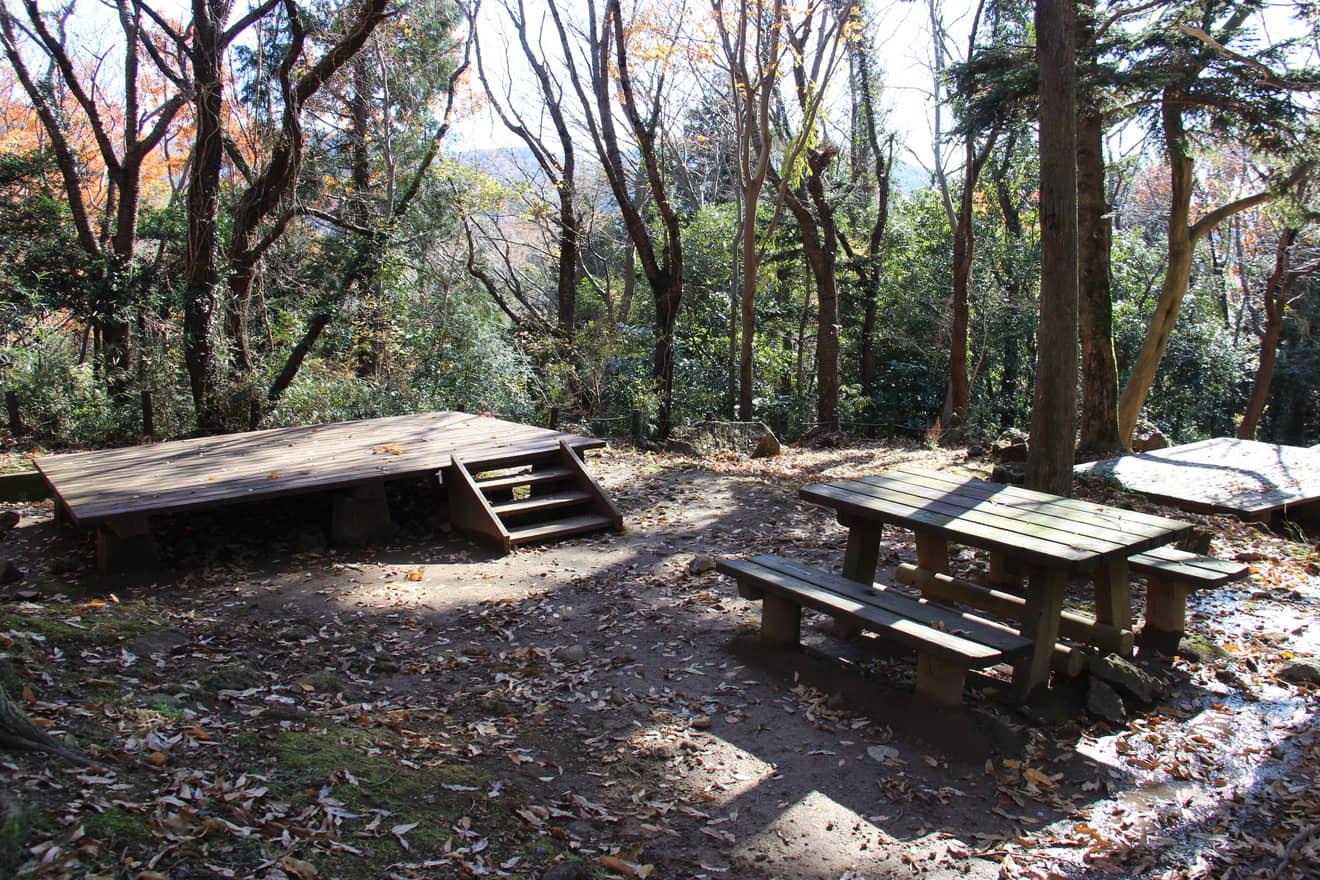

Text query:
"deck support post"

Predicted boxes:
[[96, 515, 158, 574], [332, 481, 393, 543], [916, 654, 967, 706]]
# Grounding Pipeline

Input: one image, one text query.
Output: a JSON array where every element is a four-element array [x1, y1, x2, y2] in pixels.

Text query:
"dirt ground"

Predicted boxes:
[[1, 442, 1317, 880]]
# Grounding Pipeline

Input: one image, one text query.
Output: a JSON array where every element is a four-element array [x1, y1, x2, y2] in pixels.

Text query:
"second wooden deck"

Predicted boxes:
[[1074, 437, 1320, 520]]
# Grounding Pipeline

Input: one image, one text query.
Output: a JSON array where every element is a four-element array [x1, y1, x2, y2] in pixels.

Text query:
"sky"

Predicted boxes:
[[449, 0, 973, 171]]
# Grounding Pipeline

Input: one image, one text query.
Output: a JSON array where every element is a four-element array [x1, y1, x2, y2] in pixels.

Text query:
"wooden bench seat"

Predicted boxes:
[[716, 554, 1032, 705], [1128, 546, 1249, 654]]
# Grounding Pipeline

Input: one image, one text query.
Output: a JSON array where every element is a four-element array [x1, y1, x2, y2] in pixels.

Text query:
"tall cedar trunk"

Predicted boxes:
[[183, 0, 233, 431], [1026, 0, 1079, 497], [1076, 107, 1122, 451], [350, 55, 384, 380], [1238, 228, 1304, 438]]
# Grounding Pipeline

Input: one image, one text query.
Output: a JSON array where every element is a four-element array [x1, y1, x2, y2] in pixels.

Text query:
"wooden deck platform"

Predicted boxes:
[[36, 411, 621, 570], [1074, 437, 1320, 521]]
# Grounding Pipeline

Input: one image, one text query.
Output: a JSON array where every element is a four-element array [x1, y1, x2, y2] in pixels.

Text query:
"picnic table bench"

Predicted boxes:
[[718, 554, 1033, 705], [1128, 545, 1249, 653]]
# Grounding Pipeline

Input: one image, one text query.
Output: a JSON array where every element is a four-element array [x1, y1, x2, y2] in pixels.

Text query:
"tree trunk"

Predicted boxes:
[[0, 685, 88, 765], [1238, 228, 1311, 439], [1076, 105, 1122, 452], [782, 150, 841, 432], [1116, 90, 1296, 444], [1116, 100, 1194, 445], [182, 0, 233, 432], [738, 198, 758, 421], [942, 135, 995, 442], [1026, 0, 1079, 497]]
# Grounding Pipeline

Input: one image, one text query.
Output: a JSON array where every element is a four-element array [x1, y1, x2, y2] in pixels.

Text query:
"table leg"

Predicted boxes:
[[988, 553, 1024, 590], [1092, 559, 1134, 657], [914, 532, 950, 574], [840, 519, 883, 584], [1010, 568, 1067, 700]]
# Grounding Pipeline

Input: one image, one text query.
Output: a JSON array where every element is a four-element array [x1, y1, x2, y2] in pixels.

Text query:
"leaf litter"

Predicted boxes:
[[0, 442, 1316, 879]]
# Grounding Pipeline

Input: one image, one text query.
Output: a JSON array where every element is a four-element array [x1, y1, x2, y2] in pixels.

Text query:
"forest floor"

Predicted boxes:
[[0, 441, 1317, 880]]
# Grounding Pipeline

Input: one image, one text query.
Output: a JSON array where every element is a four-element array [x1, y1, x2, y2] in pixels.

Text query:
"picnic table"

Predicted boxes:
[[799, 467, 1193, 696]]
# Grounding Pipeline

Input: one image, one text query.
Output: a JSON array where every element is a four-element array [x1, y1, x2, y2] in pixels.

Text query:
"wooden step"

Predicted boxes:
[[506, 513, 616, 546], [459, 448, 560, 472], [491, 490, 591, 518], [477, 467, 575, 493]]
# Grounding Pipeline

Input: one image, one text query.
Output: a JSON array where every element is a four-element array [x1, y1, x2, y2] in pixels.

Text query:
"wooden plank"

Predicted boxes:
[[882, 467, 1189, 532], [802, 468, 1189, 572], [720, 556, 1028, 665], [447, 453, 511, 553], [557, 440, 624, 529], [490, 491, 590, 517], [894, 563, 1133, 654], [476, 467, 574, 492], [505, 513, 615, 545], [1128, 545, 1248, 586], [803, 482, 1100, 571], [854, 468, 1187, 546], [752, 555, 1033, 655]]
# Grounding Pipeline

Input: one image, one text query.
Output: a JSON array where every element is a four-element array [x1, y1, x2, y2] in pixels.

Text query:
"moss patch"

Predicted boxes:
[[81, 805, 150, 842]]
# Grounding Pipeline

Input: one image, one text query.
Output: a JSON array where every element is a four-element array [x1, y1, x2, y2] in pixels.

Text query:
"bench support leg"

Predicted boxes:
[[1011, 568, 1067, 701], [916, 654, 966, 706], [1092, 559, 1134, 657], [332, 481, 393, 543], [1139, 575, 1190, 656], [97, 515, 159, 574], [761, 595, 802, 648]]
